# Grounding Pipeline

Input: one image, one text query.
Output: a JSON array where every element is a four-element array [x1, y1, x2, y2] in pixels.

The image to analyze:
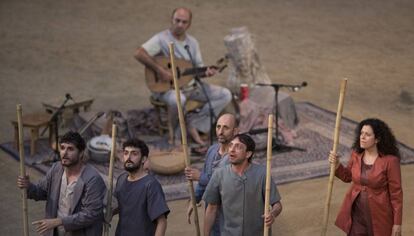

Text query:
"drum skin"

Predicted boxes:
[[148, 151, 185, 175], [87, 135, 111, 163]]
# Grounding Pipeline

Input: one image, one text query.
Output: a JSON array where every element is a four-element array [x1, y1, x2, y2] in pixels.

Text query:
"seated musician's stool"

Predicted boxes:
[[149, 97, 204, 144], [150, 96, 174, 143], [11, 113, 53, 156]]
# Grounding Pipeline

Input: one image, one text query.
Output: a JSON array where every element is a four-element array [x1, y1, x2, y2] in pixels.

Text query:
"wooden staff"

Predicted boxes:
[[321, 79, 348, 236], [263, 114, 273, 236], [103, 123, 117, 236], [17, 104, 29, 236], [168, 42, 200, 236]]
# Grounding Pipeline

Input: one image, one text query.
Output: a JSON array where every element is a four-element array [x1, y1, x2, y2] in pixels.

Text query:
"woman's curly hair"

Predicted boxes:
[[352, 118, 400, 158]]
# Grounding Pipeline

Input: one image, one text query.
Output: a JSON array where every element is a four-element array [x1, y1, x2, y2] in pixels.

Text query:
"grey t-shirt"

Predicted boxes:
[[114, 173, 170, 236], [203, 163, 281, 236], [142, 29, 204, 67], [142, 29, 204, 89]]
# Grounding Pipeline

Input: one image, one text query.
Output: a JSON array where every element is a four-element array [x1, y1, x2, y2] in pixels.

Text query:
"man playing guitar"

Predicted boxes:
[[135, 7, 232, 152]]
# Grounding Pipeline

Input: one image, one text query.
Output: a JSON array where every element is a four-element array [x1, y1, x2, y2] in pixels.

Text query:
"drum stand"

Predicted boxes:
[[255, 82, 307, 152]]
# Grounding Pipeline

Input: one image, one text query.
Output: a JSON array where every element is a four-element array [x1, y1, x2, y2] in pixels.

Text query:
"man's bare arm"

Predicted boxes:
[[263, 201, 283, 227], [270, 201, 282, 219], [134, 47, 171, 81], [154, 215, 167, 236], [135, 47, 159, 71], [204, 204, 218, 236]]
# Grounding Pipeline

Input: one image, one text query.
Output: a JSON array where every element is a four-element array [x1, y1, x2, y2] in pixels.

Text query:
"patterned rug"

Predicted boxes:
[[1, 102, 413, 201]]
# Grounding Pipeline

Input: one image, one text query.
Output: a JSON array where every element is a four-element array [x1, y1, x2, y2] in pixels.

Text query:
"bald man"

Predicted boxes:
[[185, 113, 238, 236], [135, 7, 232, 150]]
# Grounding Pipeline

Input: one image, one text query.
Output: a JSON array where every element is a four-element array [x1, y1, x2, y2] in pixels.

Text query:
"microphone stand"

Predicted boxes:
[[41, 94, 72, 162], [185, 46, 216, 145], [256, 82, 307, 152]]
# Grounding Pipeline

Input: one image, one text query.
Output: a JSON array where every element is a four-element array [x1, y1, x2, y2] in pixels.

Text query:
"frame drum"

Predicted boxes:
[[148, 151, 185, 175]]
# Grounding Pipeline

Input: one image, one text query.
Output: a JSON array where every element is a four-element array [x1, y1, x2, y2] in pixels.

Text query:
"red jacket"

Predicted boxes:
[[334, 151, 402, 236]]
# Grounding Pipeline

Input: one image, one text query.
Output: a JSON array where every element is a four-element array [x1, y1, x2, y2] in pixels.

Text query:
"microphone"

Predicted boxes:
[[184, 45, 200, 81], [292, 81, 308, 92], [184, 45, 194, 62], [184, 45, 194, 63], [256, 81, 308, 92], [66, 93, 73, 100]]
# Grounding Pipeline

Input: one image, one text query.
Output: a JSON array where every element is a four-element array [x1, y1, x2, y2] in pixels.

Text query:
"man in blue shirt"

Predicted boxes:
[[185, 113, 238, 235], [112, 138, 170, 236]]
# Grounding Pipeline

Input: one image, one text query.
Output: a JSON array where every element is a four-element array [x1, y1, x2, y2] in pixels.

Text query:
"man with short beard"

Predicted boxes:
[[184, 113, 238, 235], [112, 138, 170, 236], [203, 134, 282, 236], [17, 131, 106, 236]]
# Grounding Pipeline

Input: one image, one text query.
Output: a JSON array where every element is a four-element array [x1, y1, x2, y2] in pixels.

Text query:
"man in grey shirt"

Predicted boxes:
[[17, 131, 106, 236], [203, 134, 282, 236], [135, 7, 232, 149]]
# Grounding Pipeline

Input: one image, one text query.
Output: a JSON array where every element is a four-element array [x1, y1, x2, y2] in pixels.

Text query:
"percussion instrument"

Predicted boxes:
[[87, 134, 112, 163], [148, 151, 186, 175]]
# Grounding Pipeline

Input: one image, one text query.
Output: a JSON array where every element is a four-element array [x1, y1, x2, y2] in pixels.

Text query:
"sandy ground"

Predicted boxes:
[[0, 0, 413, 235]]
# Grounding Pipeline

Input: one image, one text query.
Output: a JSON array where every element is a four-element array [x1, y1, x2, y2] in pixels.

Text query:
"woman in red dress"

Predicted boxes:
[[329, 118, 402, 236]]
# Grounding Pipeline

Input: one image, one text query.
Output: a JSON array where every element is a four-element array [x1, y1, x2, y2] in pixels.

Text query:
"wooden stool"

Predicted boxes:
[[11, 113, 53, 156], [149, 96, 204, 144], [150, 96, 174, 143]]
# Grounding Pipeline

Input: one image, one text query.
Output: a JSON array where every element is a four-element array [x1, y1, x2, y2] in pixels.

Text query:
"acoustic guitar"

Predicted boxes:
[[145, 56, 228, 93]]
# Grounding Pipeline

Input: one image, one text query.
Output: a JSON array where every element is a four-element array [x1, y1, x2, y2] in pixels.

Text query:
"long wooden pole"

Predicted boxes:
[[264, 114, 273, 236], [17, 104, 29, 236], [103, 123, 117, 236], [321, 79, 348, 236], [168, 42, 200, 236]]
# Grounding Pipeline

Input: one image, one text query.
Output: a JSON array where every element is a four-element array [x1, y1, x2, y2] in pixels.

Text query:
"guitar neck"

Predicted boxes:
[[182, 66, 208, 77], [145, 56, 227, 93]]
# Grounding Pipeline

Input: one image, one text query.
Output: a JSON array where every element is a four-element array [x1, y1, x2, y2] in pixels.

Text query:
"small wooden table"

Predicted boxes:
[[11, 112, 53, 156], [42, 97, 94, 114], [42, 97, 94, 126]]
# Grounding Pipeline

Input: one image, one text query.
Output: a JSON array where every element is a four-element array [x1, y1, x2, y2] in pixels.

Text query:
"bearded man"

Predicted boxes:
[[184, 113, 238, 235], [203, 134, 282, 236], [112, 138, 170, 236], [17, 131, 106, 236]]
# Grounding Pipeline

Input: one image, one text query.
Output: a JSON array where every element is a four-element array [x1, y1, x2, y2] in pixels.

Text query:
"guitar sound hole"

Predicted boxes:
[[167, 63, 171, 69]]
